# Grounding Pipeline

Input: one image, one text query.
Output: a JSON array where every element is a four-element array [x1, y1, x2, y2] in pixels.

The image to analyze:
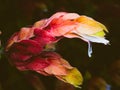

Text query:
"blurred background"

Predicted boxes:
[[0, 0, 120, 90]]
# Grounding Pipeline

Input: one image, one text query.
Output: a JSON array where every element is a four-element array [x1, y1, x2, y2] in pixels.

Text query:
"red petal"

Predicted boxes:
[[26, 56, 51, 71]]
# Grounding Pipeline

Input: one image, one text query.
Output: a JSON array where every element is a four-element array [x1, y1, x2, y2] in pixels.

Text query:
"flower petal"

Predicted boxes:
[[6, 27, 34, 51], [57, 68, 83, 88], [75, 16, 108, 35], [44, 58, 73, 75]]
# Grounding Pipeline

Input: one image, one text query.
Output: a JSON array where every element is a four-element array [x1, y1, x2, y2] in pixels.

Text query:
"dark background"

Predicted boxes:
[[0, 0, 120, 90]]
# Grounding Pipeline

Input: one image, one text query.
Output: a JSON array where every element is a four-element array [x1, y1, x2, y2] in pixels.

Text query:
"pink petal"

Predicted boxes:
[[42, 12, 67, 28]]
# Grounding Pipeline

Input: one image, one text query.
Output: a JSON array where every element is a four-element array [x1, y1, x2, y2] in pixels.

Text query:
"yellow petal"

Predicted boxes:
[[62, 68, 83, 88], [75, 16, 108, 35]]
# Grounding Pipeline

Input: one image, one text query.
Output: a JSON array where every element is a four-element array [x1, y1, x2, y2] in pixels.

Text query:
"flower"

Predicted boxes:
[[6, 12, 109, 88], [7, 12, 109, 57], [34, 12, 109, 57]]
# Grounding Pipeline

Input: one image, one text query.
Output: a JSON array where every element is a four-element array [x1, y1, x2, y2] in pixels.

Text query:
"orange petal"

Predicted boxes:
[[44, 59, 73, 75], [18, 27, 34, 40]]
